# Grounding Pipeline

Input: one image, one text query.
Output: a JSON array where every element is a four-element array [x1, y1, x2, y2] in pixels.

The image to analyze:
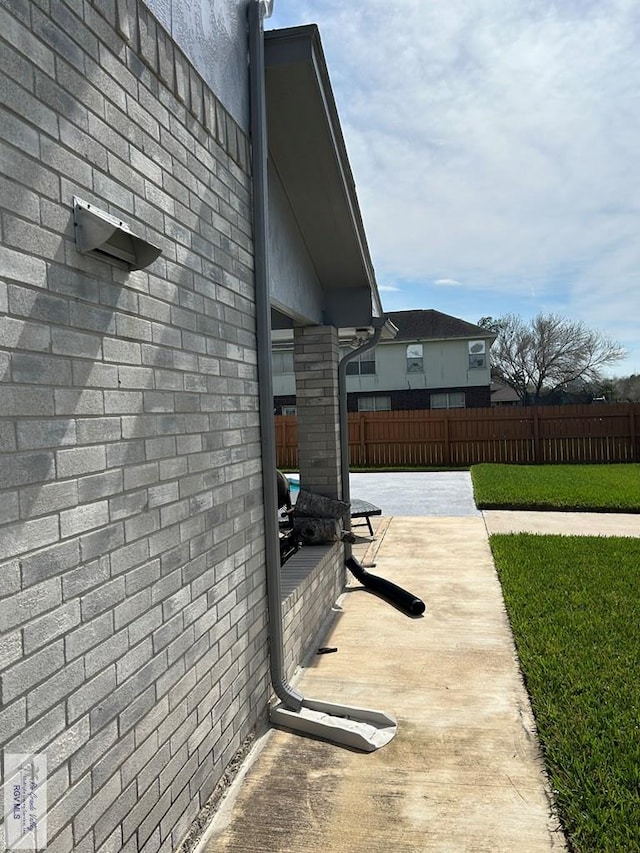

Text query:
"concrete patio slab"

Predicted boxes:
[[349, 471, 482, 517], [196, 513, 566, 853]]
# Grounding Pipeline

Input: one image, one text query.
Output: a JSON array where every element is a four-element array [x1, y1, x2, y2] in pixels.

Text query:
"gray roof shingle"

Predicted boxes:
[[386, 309, 494, 342]]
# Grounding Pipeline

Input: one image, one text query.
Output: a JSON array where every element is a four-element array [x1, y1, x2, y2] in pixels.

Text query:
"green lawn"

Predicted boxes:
[[472, 463, 640, 511], [491, 534, 640, 852]]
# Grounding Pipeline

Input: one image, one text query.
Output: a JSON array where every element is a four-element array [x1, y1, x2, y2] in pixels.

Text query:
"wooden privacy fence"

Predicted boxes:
[[275, 403, 640, 468]]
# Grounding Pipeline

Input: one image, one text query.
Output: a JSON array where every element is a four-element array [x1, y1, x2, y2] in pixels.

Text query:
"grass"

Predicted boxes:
[[491, 534, 640, 851], [471, 463, 640, 512]]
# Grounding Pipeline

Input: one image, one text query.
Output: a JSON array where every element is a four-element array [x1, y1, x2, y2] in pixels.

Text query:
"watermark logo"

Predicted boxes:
[[3, 754, 47, 851]]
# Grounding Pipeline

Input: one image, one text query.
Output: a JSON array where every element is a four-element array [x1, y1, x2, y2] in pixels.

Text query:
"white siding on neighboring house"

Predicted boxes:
[[273, 335, 492, 398]]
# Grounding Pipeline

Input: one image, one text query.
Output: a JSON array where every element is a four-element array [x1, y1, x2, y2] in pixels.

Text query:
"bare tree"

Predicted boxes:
[[478, 313, 627, 404], [612, 374, 640, 402]]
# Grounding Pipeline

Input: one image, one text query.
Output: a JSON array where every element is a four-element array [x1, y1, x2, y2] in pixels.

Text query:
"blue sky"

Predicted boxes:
[[267, 0, 640, 375]]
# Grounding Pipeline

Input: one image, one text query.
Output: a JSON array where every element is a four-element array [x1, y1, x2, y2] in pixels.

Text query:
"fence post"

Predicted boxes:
[[630, 405, 636, 462], [443, 412, 451, 466], [533, 407, 540, 463], [359, 413, 367, 467]]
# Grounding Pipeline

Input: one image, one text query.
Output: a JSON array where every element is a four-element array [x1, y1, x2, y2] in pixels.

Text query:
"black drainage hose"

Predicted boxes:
[[345, 556, 426, 617]]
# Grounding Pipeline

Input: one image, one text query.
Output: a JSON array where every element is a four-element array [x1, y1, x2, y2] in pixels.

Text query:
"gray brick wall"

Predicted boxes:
[[0, 1, 273, 851], [294, 325, 343, 498]]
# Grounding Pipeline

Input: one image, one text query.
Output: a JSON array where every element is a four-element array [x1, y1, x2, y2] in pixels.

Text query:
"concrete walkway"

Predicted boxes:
[[194, 473, 637, 852], [483, 509, 640, 537]]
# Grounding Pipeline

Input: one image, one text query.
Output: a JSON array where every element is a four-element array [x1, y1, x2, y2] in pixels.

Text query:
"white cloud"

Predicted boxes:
[[434, 278, 462, 287], [268, 0, 640, 370]]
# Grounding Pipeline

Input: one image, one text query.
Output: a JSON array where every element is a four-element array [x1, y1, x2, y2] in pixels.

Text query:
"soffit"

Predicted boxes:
[[264, 26, 381, 317]]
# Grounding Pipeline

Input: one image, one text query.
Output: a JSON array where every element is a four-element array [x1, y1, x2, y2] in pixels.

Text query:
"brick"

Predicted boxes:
[[0, 490, 20, 525], [0, 697, 27, 745], [3, 214, 63, 260], [106, 439, 145, 470], [104, 390, 143, 414], [124, 509, 159, 542], [67, 666, 117, 724], [34, 68, 89, 133], [91, 735, 135, 803], [108, 538, 149, 576], [0, 315, 50, 351], [93, 170, 134, 214], [23, 600, 81, 654], [80, 577, 126, 621], [117, 365, 155, 389], [17, 418, 77, 450], [80, 522, 125, 562], [72, 362, 119, 388], [47, 775, 93, 848], [102, 337, 141, 364], [0, 512, 59, 561], [21, 539, 79, 587], [0, 630, 22, 669], [32, 4, 93, 70], [0, 74, 58, 139], [124, 559, 161, 595], [69, 718, 118, 784], [89, 656, 165, 731], [93, 780, 137, 848], [116, 637, 152, 683], [27, 658, 85, 720], [63, 555, 110, 600], [108, 488, 147, 522], [123, 461, 159, 490], [77, 469, 123, 502], [115, 313, 152, 341], [73, 773, 122, 841], [19, 478, 78, 518], [84, 629, 129, 678], [47, 265, 99, 303], [114, 587, 152, 630], [76, 417, 122, 444], [41, 137, 93, 187], [52, 327, 104, 358], [10, 347, 74, 388], [55, 389, 105, 416], [65, 612, 113, 662], [57, 446, 107, 477], [151, 611, 183, 655], [45, 826, 74, 853], [0, 109, 39, 158], [2, 640, 64, 704], [60, 500, 109, 537], [0, 579, 61, 630], [121, 776, 160, 845], [59, 118, 108, 172]]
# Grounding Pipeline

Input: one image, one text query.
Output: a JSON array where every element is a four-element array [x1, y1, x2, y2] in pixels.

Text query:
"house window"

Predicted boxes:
[[272, 351, 294, 374], [406, 343, 423, 373], [468, 340, 486, 369], [281, 405, 297, 416], [431, 392, 465, 409], [357, 395, 391, 412], [345, 350, 376, 375]]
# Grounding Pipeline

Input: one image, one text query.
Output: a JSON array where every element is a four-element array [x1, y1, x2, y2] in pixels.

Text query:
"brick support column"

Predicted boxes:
[[293, 325, 342, 499]]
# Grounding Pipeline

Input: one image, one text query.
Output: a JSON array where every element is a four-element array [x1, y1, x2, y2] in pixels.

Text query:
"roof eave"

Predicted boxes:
[[264, 25, 382, 324]]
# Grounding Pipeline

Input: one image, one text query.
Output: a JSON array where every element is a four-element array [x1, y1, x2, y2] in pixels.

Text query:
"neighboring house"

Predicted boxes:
[[1, 4, 382, 852], [491, 381, 522, 406], [274, 309, 496, 412]]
